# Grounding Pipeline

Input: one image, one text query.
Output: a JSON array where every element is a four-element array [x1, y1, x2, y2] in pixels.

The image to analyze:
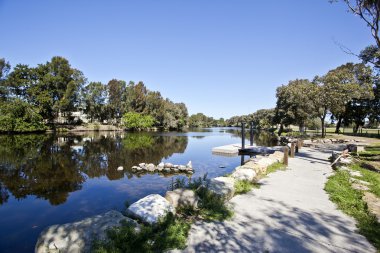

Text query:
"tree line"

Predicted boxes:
[[226, 1, 380, 138], [0, 56, 190, 132]]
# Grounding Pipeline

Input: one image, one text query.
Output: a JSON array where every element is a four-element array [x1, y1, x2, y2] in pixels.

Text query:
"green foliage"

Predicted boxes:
[[0, 99, 46, 132], [92, 213, 191, 253], [107, 79, 127, 122], [234, 180, 256, 194], [122, 112, 155, 130], [274, 79, 316, 131], [1, 57, 190, 130], [265, 162, 286, 175], [188, 113, 216, 128], [325, 170, 380, 250], [122, 134, 154, 150], [196, 185, 234, 221], [350, 164, 380, 197], [83, 82, 108, 122]]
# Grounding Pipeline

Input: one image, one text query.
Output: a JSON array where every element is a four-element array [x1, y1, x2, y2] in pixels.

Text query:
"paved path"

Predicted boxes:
[[181, 148, 376, 253]]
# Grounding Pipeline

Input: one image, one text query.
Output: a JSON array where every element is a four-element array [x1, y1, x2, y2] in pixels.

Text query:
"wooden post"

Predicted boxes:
[[290, 142, 295, 158], [249, 122, 254, 146], [283, 146, 289, 166], [241, 122, 245, 149], [297, 139, 302, 150]]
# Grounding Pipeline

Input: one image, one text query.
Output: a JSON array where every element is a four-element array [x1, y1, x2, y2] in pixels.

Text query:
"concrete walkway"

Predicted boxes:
[[181, 148, 376, 253]]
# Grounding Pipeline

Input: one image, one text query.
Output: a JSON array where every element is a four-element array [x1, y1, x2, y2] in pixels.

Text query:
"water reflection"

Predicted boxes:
[[0, 132, 188, 206]]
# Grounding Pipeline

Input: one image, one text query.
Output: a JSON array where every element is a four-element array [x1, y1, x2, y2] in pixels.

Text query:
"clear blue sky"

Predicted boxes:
[[0, 0, 373, 119]]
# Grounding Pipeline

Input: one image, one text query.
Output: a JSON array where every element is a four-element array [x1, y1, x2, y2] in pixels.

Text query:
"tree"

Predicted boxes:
[[5, 64, 34, 100], [144, 91, 165, 125], [323, 63, 374, 133], [0, 58, 11, 101], [125, 81, 147, 113], [249, 109, 276, 130], [107, 79, 127, 123], [121, 112, 155, 130], [0, 99, 45, 132], [83, 82, 107, 122], [27, 56, 86, 123], [274, 79, 316, 133]]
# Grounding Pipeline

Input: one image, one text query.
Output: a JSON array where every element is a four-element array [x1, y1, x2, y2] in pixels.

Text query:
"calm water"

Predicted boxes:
[[0, 128, 277, 252]]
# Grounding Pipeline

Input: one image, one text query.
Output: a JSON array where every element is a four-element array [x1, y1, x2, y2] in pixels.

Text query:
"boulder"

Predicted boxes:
[[303, 140, 313, 147], [117, 166, 124, 171], [131, 166, 140, 171], [35, 210, 134, 253], [186, 161, 192, 169], [178, 165, 187, 171], [257, 157, 276, 173], [127, 194, 175, 224], [363, 192, 380, 223], [231, 168, 256, 182], [147, 163, 156, 172], [164, 163, 173, 168], [165, 188, 199, 209], [208, 177, 235, 200], [268, 151, 284, 163]]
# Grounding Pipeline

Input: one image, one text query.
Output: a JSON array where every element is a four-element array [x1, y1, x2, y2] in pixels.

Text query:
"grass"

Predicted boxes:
[[93, 160, 288, 252], [350, 164, 380, 198], [93, 174, 234, 252], [234, 179, 260, 194], [265, 162, 286, 175], [325, 170, 380, 251], [196, 186, 234, 221], [92, 213, 191, 253]]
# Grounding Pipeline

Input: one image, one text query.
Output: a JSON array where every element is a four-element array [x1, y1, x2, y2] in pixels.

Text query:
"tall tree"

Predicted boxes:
[[125, 81, 147, 113], [83, 82, 107, 122], [324, 63, 374, 133], [107, 79, 127, 123], [274, 79, 316, 133], [0, 58, 11, 101], [28, 56, 86, 123]]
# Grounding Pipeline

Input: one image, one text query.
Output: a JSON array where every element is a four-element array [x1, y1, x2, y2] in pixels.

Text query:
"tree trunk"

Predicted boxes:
[[321, 117, 326, 138], [353, 124, 359, 134], [335, 116, 342, 133], [278, 124, 284, 136]]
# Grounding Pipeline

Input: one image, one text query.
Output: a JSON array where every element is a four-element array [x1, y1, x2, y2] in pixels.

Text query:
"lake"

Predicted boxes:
[[0, 128, 277, 252]]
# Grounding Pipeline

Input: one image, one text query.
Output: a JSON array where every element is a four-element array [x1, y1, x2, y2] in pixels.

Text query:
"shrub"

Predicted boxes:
[[93, 213, 190, 253], [122, 112, 155, 130], [0, 100, 46, 132]]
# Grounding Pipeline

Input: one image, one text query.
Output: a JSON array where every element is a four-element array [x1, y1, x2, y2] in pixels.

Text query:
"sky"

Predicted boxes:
[[0, 0, 374, 119]]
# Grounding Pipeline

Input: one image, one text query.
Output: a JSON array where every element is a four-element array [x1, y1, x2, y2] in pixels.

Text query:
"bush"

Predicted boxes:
[[0, 100, 46, 132], [122, 112, 155, 130], [234, 180, 255, 194], [93, 213, 190, 253]]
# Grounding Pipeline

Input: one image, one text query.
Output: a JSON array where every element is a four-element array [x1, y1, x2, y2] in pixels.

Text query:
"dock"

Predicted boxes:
[[212, 143, 282, 156]]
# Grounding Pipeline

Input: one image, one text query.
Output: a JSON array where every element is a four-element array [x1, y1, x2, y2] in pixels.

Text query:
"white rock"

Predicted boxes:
[[127, 194, 175, 224], [131, 166, 140, 170], [165, 188, 199, 209], [147, 163, 156, 172], [232, 168, 256, 182], [179, 165, 187, 171], [349, 171, 362, 177], [35, 211, 134, 253], [139, 163, 146, 167], [117, 166, 124, 171], [208, 177, 236, 200], [164, 163, 173, 168], [186, 161, 192, 168], [158, 162, 165, 167]]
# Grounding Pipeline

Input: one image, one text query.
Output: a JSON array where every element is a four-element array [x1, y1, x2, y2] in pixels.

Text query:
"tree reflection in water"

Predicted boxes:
[[0, 132, 188, 206]]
